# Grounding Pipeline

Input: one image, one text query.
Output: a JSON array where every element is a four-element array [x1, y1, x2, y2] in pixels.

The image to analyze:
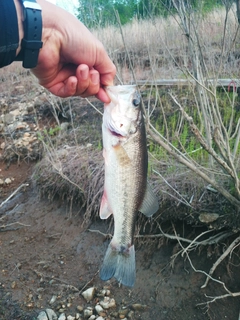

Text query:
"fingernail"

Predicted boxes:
[[80, 68, 88, 80], [91, 72, 99, 85]]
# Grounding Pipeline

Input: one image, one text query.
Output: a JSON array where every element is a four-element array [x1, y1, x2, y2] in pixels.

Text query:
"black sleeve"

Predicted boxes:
[[0, 0, 19, 68]]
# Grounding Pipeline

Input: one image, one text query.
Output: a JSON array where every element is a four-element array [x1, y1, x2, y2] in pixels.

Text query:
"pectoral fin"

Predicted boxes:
[[100, 190, 112, 219], [139, 182, 159, 217]]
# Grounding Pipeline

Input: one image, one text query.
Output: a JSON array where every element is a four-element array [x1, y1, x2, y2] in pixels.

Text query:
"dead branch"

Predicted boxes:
[[201, 234, 240, 288], [32, 269, 79, 292], [88, 229, 112, 238], [0, 222, 31, 229], [171, 223, 232, 294], [148, 124, 240, 208], [0, 183, 29, 208], [196, 291, 240, 307]]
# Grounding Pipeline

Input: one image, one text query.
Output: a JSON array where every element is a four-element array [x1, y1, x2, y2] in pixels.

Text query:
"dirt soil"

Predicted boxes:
[[0, 71, 240, 320], [0, 163, 240, 320]]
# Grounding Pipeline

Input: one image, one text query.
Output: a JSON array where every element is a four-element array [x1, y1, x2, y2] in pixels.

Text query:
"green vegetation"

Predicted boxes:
[[148, 88, 240, 167], [77, 0, 225, 27]]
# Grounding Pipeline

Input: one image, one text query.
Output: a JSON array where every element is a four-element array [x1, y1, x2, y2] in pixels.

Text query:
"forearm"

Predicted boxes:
[[0, 0, 20, 67]]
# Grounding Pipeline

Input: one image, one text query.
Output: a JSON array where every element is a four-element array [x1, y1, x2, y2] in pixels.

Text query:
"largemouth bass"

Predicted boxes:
[[99, 85, 159, 287]]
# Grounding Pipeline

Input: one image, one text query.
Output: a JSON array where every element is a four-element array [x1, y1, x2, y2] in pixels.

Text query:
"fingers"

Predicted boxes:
[[96, 88, 111, 103], [44, 64, 98, 98], [76, 65, 100, 97], [43, 64, 113, 102]]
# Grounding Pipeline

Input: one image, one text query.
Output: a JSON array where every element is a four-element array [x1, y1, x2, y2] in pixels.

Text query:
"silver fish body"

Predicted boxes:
[[99, 85, 159, 287]]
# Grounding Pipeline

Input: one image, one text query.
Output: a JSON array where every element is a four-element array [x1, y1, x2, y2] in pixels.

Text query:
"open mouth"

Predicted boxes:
[[109, 128, 124, 138]]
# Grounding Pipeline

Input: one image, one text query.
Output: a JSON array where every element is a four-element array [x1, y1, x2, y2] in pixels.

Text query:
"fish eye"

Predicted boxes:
[[132, 93, 141, 107], [132, 98, 140, 106]]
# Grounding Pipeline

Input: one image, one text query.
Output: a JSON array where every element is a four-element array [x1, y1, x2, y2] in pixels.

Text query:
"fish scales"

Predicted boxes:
[[99, 85, 159, 287], [108, 122, 147, 245]]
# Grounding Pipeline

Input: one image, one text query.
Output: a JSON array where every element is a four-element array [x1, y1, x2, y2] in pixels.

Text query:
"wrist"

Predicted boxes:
[[14, 0, 43, 68]]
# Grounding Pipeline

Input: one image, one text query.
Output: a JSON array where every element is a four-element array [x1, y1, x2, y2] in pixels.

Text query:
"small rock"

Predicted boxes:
[[199, 213, 219, 223], [11, 281, 17, 289], [118, 308, 129, 316], [0, 142, 5, 149], [89, 316, 96, 320], [45, 309, 58, 320], [5, 178, 12, 184], [49, 295, 57, 305], [10, 109, 21, 117], [15, 122, 28, 130], [0, 179, 4, 185], [58, 314, 66, 320], [2, 113, 15, 125], [37, 311, 48, 320], [76, 305, 83, 312], [95, 305, 104, 315], [67, 316, 75, 320], [95, 317, 105, 320], [23, 132, 31, 138], [83, 307, 93, 318], [131, 304, 147, 311], [99, 297, 116, 309], [81, 287, 95, 302], [75, 313, 80, 320]]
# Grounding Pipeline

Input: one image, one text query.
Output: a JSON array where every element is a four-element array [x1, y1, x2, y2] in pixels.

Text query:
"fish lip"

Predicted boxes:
[[109, 129, 124, 138], [107, 122, 128, 138]]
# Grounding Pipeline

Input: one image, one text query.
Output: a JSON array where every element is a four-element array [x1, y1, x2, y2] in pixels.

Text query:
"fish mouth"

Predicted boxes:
[[109, 129, 124, 138], [108, 123, 127, 138]]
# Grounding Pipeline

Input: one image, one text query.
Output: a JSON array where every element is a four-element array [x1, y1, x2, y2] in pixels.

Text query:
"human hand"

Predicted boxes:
[[15, 0, 116, 102]]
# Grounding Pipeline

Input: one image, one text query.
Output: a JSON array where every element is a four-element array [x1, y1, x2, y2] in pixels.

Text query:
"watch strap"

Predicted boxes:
[[15, 0, 43, 68]]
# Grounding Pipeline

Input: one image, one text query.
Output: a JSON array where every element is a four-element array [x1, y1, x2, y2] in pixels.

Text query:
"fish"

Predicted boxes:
[[99, 85, 159, 287]]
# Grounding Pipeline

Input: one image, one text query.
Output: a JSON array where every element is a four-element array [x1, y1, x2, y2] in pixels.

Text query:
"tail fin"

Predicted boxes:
[[100, 243, 136, 287]]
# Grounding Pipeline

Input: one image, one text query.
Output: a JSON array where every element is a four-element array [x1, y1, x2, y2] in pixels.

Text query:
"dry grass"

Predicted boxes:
[[93, 6, 239, 82], [32, 144, 104, 223]]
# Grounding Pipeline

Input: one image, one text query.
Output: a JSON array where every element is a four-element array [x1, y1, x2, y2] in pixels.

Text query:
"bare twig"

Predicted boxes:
[[148, 124, 240, 207], [0, 222, 31, 229], [171, 223, 232, 294], [201, 235, 240, 288], [32, 269, 79, 292], [79, 270, 99, 294], [0, 183, 29, 208], [88, 229, 112, 238], [196, 291, 240, 307]]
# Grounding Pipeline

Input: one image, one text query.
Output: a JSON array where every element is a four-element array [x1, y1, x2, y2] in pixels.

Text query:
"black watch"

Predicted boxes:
[[15, 0, 43, 69]]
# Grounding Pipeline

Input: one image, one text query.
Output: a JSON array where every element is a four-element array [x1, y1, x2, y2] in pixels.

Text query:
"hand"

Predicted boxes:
[[15, 0, 116, 102]]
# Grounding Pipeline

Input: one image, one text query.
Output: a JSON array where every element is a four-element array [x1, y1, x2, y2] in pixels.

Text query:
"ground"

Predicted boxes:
[[1, 163, 240, 320], [0, 70, 240, 320]]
